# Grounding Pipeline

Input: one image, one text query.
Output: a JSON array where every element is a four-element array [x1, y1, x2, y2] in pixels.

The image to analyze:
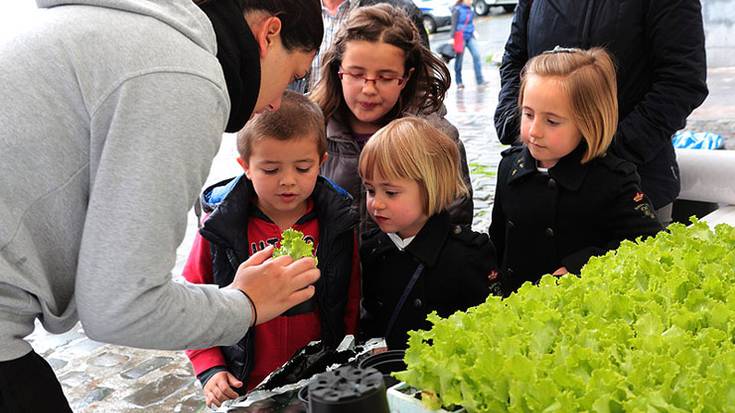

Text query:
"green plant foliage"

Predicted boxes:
[[469, 162, 497, 178], [394, 219, 735, 412], [273, 228, 317, 266]]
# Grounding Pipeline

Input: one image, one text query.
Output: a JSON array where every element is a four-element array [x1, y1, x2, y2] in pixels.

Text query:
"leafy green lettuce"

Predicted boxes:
[[273, 228, 317, 265], [394, 219, 735, 412]]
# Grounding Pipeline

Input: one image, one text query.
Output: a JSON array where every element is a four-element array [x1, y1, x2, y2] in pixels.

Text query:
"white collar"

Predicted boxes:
[[387, 232, 416, 251]]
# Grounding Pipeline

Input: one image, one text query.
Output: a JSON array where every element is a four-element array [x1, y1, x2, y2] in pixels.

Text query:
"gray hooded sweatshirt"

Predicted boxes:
[[0, 0, 254, 361]]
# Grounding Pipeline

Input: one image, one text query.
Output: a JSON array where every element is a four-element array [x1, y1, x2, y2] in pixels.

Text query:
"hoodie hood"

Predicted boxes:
[[36, 0, 217, 55]]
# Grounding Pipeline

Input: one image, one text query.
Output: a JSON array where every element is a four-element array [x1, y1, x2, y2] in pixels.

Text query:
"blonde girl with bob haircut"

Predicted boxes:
[[490, 47, 662, 296], [359, 117, 468, 220], [358, 117, 497, 349], [518, 47, 618, 164], [311, 3, 474, 236]]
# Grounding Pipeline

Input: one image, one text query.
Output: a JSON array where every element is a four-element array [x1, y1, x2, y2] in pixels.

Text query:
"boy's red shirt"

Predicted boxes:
[[183, 202, 360, 390]]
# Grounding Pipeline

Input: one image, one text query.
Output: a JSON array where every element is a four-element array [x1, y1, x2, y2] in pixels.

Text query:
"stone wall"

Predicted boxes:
[[703, 0, 735, 68]]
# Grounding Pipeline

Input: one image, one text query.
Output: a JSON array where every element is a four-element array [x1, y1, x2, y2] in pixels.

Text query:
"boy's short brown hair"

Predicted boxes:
[[237, 91, 326, 160], [359, 117, 468, 217]]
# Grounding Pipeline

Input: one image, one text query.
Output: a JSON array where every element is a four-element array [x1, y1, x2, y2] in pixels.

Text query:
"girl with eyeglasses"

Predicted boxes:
[[310, 3, 474, 237]]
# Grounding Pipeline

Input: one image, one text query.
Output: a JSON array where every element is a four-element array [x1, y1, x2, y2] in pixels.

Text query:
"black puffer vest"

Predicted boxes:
[[198, 175, 358, 388]]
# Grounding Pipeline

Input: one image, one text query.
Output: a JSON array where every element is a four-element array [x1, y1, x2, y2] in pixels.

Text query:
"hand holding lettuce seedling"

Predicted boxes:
[[230, 234, 319, 326]]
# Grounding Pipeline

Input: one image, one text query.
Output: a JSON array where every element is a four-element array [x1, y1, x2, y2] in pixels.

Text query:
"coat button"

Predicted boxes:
[[376, 300, 384, 308], [545, 227, 554, 237], [507, 220, 515, 228], [453, 225, 462, 235], [413, 298, 423, 309], [547, 178, 557, 189]]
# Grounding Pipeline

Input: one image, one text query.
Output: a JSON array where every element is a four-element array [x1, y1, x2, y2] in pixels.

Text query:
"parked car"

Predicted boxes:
[[472, 0, 516, 15], [414, 0, 452, 33]]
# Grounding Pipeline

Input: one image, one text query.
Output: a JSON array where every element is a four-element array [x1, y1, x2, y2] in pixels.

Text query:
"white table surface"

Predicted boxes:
[[702, 205, 735, 227]]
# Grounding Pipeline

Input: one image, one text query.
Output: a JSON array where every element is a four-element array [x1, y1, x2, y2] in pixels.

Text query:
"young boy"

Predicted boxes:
[[182, 91, 360, 407]]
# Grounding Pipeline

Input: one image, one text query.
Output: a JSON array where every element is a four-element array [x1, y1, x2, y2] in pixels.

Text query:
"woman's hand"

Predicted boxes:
[[230, 245, 320, 326]]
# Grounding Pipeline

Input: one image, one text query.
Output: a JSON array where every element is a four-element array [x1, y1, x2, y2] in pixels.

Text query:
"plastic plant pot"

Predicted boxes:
[[358, 350, 407, 389], [307, 365, 389, 413]]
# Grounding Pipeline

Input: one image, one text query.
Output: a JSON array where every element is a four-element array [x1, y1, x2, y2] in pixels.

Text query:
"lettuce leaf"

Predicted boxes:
[[273, 228, 318, 265], [395, 219, 735, 412]]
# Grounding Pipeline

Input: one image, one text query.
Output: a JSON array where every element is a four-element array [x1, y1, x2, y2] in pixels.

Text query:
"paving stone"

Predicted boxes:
[[61, 337, 106, 358], [74, 387, 114, 410], [124, 373, 194, 407], [47, 357, 68, 371], [59, 370, 91, 387], [89, 351, 130, 368], [120, 356, 175, 380], [174, 394, 207, 413], [28, 327, 85, 356]]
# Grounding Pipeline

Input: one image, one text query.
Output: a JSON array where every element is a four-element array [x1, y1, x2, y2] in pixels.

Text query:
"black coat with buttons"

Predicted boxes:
[[489, 145, 663, 296], [494, 0, 708, 208], [360, 211, 496, 349]]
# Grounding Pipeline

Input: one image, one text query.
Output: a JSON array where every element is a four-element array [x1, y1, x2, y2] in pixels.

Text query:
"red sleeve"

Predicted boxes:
[[182, 232, 224, 374], [185, 347, 226, 376], [343, 232, 361, 334], [182, 232, 214, 285]]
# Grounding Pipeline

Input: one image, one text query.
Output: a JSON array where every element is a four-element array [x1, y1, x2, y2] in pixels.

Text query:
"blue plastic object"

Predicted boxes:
[[672, 131, 723, 150]]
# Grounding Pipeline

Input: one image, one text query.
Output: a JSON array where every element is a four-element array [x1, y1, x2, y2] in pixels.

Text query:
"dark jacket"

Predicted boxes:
[[321, 110, 474, 237], [489, 146, 663, 295], [198, 175, 358, 386], [360, 212, 495, 349], [494, 0, 708, 208]]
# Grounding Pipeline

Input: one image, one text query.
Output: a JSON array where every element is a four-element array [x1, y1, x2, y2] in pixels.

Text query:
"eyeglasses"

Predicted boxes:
[[337, 70, 408, 88]]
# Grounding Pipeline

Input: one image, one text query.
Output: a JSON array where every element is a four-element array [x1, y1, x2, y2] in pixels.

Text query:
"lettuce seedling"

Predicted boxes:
[[273, 228, 318, 265]]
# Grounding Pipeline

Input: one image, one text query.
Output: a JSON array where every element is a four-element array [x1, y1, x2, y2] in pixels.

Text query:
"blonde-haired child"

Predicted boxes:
[[490, 47, 663, 295], [311, 3, 474, 235], [358, 117, 497, 349]]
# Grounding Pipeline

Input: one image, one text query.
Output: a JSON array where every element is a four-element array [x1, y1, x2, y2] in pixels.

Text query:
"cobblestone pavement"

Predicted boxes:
[[26, 10, 735, 412]]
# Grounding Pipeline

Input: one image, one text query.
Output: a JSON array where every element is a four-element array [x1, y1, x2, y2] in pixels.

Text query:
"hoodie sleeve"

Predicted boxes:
[[76, 71, 254, 350]]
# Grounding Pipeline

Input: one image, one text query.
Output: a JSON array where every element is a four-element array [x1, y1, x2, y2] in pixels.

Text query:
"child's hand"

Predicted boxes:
[[553, 266, 569, 277], [204, 371, 242, 408]]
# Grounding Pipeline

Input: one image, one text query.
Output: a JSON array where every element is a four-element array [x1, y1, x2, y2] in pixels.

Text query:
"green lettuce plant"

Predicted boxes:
[[394, 219, 735, 412], [273, 228, 317, 265]]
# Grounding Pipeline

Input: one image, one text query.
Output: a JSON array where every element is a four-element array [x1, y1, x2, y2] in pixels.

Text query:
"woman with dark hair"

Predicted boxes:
[[0, 1, 322, 411]]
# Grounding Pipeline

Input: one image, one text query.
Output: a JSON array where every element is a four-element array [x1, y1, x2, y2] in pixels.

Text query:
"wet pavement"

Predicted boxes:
[[25, 9, 735, 412]]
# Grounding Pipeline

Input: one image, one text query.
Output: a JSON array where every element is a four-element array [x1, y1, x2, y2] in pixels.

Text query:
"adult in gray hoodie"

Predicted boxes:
[[0, 0, 322, 410]]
